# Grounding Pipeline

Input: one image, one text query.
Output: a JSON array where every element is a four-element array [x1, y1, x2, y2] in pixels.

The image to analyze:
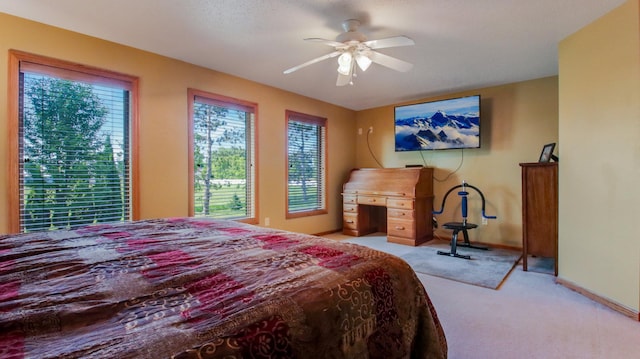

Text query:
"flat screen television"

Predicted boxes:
[[394, 95, 481, 151]]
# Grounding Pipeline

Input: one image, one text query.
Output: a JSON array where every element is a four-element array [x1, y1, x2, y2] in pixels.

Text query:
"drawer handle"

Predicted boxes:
[[346, 220, 354, 224], [395, 226, 405, 230]]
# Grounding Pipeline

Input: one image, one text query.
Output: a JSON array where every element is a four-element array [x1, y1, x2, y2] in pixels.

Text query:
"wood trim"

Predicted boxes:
[[252, 102, 259, 225], [313, 229, 342, 237], [555, 277, 640, 321], [7, 52, 20, 233], [7, 50, 140, 231], [187, 89, 196, 218], [287, 209, 329, 219], [11, 50, 136, 89], [129, 78, 140, 220]]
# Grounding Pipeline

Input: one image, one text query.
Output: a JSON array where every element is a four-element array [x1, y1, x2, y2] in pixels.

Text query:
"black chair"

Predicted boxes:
[[432, 181, 496, 259]]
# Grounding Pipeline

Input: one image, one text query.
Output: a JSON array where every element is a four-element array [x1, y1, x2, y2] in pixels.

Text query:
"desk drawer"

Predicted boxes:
[[343, 195, 357, 204], [387, 218, 416, 239], [387, 198, 414, 209], [343, 213, 358, 230], [388, 208, 414, 220], [343, 203, 358, 214], [357, 195, 386, 206]]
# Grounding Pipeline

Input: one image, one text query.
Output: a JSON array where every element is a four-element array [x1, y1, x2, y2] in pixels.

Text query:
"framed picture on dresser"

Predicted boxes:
[[539, 143, 556, 163]]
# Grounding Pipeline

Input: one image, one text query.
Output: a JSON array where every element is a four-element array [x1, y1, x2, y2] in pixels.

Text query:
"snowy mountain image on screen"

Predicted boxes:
[[395, 110, 479, 151]]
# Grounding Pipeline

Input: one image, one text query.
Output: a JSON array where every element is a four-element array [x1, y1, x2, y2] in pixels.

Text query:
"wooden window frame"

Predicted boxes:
[[187, 88, 259, 224], [7, 50, 139, 233], [285, 110, 328, 219]]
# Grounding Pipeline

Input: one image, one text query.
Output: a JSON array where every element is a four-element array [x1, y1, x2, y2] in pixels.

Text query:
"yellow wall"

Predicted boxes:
[[558, 0, 640, 311], [0, 13, 357, 235], [355, 77, 559, 247]]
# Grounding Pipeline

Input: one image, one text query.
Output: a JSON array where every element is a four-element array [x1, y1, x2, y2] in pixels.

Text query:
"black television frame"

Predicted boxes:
[[394, 95, 481, 151]]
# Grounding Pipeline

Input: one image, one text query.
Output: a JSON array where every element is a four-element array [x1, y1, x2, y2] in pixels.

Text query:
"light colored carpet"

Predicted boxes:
[[323, 232, 640, 359]]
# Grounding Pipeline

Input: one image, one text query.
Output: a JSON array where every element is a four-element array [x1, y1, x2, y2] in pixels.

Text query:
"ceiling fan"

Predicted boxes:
[[283, 19, 415, 86]]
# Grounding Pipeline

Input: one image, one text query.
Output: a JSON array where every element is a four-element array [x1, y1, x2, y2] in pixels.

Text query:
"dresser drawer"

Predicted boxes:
[[343, 195, 357, 204], [343, 203, 358, 214], [387, 198, 414, 209], [387, 218, 416, 239], [357, 195, 386, 206], [387, 208, 414, 220]]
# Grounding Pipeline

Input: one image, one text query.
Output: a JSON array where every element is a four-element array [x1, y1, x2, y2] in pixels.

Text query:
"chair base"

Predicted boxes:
[[457, 242, 489, 251], [437, 250, 471, 260], [440, 223, 489, 260]]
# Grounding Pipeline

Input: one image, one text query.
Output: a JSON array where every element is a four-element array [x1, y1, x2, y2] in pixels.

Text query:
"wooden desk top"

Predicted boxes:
[[342, 167, 434, 199]]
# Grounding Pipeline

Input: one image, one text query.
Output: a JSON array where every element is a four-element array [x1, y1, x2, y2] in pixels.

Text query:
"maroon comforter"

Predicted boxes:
[[0, 217, 446, 358]]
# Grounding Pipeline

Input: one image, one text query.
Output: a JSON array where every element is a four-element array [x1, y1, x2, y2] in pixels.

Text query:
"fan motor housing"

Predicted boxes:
[[336, 19, 367, 43]]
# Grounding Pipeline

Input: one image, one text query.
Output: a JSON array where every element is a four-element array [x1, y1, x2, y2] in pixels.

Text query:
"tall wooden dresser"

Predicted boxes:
[[520, 162, 558, 275], [342, 167, 434, 246]]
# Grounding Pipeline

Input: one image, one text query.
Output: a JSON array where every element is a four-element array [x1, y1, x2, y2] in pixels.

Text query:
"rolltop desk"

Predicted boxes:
[[342, 167, 434, 246]]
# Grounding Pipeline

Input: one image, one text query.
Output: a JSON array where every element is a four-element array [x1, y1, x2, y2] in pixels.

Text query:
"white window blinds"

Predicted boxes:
[[192, 94, 256, 220], [286, 111, 327, 215], [19, 66, 131, 232]]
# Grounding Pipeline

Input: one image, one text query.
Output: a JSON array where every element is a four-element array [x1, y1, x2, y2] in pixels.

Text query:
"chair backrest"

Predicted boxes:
[[432, 181, 497, 220]]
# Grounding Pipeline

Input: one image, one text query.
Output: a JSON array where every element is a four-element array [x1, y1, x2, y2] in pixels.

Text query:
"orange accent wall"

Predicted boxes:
[[0, 12, 356, 235]]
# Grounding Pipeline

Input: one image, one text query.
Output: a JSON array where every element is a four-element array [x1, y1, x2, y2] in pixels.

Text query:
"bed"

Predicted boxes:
[[0, 217, 446, 358]]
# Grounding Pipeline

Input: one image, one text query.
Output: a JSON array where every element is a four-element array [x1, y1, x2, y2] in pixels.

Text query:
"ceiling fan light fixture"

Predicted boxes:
[[283, 19, 415, 87], [355, 53, 372, 71], [337, 52, 353, 75]]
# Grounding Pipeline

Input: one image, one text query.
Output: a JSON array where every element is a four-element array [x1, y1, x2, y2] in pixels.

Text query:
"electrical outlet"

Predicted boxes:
[[482, 217, 488, 225], [358, 128, 362, 135], [369, 126, 373, 133], [265, 217, 270, 226]]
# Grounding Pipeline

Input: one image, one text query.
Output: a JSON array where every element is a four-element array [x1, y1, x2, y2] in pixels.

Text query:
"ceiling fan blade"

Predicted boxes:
[[364, 36, 414, 49], [283, 51, 341, 74], [304, 38, 346, 48], [368, 51, 413, 72]]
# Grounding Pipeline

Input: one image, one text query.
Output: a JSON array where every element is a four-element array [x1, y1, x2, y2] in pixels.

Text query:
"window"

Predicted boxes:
[[8, 51, 138, 233], [188, 89, 257, 222], [286, 110, 327, 218]]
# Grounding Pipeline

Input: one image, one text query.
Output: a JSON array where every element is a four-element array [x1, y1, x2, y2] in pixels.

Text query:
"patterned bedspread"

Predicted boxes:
[[0, 217, 446, 358]]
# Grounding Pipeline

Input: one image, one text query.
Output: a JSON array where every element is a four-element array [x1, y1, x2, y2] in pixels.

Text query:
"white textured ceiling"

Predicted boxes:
[[0, 0, 626, 110]]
